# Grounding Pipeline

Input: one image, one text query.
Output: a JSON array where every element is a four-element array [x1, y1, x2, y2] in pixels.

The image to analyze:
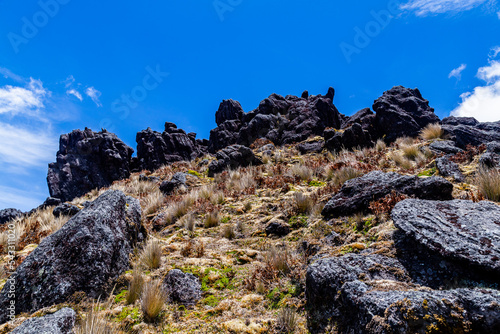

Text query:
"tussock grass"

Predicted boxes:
[[291, 163, 313, 182], [182, 214, 196, 233], [330, 167, 363, 187], [204, 211, 220, 228], [276, 308, 298, 333], [395, 136, 415, 147], [388, 151, 413, 169], [141, 279, 167, 323], [264, 247, 291, 275], [401, 145, 420, 160], [124, 177, 158, 195], [75, 298, 118, 334], [221, 224, 235, 240], [127, 270, 144, 305], [294, 192, 313, 214], [142, 190, 164, 216], [139, 239, 162, 270], [375, 139, 387, 152], [227, 170, 256, 192], [476, 168, 500, 202], [420, 123, 443, 140]]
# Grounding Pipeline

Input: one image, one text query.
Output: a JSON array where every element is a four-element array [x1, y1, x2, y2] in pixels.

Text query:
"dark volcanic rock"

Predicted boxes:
[[11, 308, 76, 334], [47, 128, 134, 202], [338, 280, 500, 334], [441, 117, 500, 149], [209, 88, 344, 152], [208, 145, 262, 177], [373, 86, 439, 143], [0, 190, 145, 323], [297, 139, 325, 154], [487, 141, 500, 154], [139, 174, 160, 183], [479, 152, 500, 169], [0, 208, 23, 224], [436, 156, 464, 182], [265, 221, 291, 237], [306, 254, 410, 330], [42, 197, 62, 208], [429, 140, 463, 155], [160, 172, 187, 194], [164, 269, 202, 306], [321, 171, 453, 218], [52, 203, 80, 217], [392, 199, 500, 287], [324, 123, 372, 152], [136, 123, 207, 172]]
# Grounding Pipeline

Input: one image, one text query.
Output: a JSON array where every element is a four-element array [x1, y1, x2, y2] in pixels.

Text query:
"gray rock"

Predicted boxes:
[[0, 190, 145, 324], [0, 208, 23, 225], [487, 141, 500, 154], [139, 174, 160, 183], [429, 140, 463, 155], [324, 123, 372, 152], [479, 152, 500, 169], [321, 171, 453, 218], [265, 221, 291, 237], [160, 172, 187, 194], [52, 203, 81, 217], [392, 199, 500, 287], [441, 117, 500, 149], [164, 269, 201, 306], [306, 254, 410, 331], [297, 140, 324, 154], [436, 156, 464, 182], [208, 145, 262, 177], [47, 128, 134, 202], [11, 308, 76, 334], [338, 280, 500, 334]]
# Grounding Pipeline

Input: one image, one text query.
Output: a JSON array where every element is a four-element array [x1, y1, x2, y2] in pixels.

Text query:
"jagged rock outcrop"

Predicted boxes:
[[11, 308, 76, 334], [209, 88, 344, 153], [0, 190, 145, 324], [321, 171, 453, 218], [479, 142, 500, 169], [52, 203, 80, 217], [0, 208, 23, 224], [160, 172, 187, 194], [324, 123, 372, 152], [208, 145, 262, 177], [136, 122, 208, 172], [47, 128, 134, 202], [306, 254, 410, 330], [436, 156, 464, 182], [164, 269, 202, 306], [442, 117, 500, 148], [392, 199, 500, 287], [338, 280, 500, 334], [373, 86, 439, 143], [429, 140, 463, 155], [297, 139, 325, 154]]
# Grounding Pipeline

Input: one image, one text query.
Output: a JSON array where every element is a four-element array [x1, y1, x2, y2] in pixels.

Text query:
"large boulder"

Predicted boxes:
[[136, 122, 208, 172], [164, 269, 202, 306], [47, 128, 134, 202], [441, 117, 500, 149], [324, 123, 372, 152], [321, 171, 453, 218], [392, 199, 500, 288], [436, 156, 464, 182], [208, 145, 262, 177], [373, 86, 439, 143], [0, 190, 145, 323], [0, 208, 23, 224], [11, 308, 76, 334], [429, 140, 463, 155], [306, 254, 410, 330], [208, 88, 344, 152], [159, 172, 187, 194], [338, 280, 500, 334]]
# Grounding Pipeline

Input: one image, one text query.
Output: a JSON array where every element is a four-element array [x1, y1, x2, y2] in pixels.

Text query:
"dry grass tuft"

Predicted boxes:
[[222, 224, 236, 240], [139, 239, 163, 270], [142, 190, 164, 216], [388, 151, 413, 169], [264, 247, 291, 275], [127, 270, 145, 305], [276, 307, 298, 333], [420, 123, 443, 140], [204, 211, 220, 228], [401, 145, 420, 160], [375, 139, 387, 152], [330, 167, 363, 187], [141, 279, 167, 323], [476, 168, 500, 202], [75, 299, 118, 334], [294, 192, 313, 214], [291, 163, 313, 182]]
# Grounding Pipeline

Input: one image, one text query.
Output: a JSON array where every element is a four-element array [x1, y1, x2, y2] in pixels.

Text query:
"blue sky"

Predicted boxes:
[[0, 0, 499, 210]]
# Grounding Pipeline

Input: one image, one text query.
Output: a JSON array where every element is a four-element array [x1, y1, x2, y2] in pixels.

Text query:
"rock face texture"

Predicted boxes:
[[52, 203, 81, 217], [0, 208, 23, 224], [208, 145, 262, 177], [324, 123, 372, 152], [11, 308, 76, 334], [136, 122, 208, 172], [0, 190, 145, 324], [429, 140, 463, 155], [436, 156, 464, 182], [321, 171, 453, 218], [442, 117, 500, 148], [159, 172, 187, 194], [392, 199, 500, 287], [373, 86, 439, 143], [338, 280, 500, 334], [47, 129, 134, 202], [164, 269, 202, 306], [208, 88, 343, 153]]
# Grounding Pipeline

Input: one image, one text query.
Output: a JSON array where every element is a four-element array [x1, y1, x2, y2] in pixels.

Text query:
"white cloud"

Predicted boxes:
[[85, 86, 102, 107], [66, 89, 83, 101], [401, 0, 489, 15], [0, 78, 47, 116], [490, 46, 500, 59], [448, 64, 467, 80], [451, 59, 500, 122], [0, 67, 24, 83]]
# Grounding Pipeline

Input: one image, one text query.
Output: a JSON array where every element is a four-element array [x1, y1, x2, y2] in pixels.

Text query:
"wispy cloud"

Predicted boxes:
[[85, 86, 102, 107], [0, 67, 24, 83], [63, 75, 76, 88], [0, 78, 47, 116], [448, 64, 467, 80], [0, 185, 47, 211], [401, 0, 489, 16], [451, 47, 500, 122], [66, 89, 83, 101]]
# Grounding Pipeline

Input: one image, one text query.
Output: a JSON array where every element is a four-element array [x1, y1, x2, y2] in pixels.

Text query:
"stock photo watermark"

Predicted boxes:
[[7, 0, 71, 54], [213, 0, 242, 22], [98, 64, 169, 134], [340, 0, 402, 64], [5, 221, 18, 324]]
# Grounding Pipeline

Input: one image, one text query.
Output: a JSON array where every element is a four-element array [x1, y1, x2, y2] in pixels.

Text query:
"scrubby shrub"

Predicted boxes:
[[139, 239, 162, 270], [141, 279, 167, 323], [420, 123, 443, 140]]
